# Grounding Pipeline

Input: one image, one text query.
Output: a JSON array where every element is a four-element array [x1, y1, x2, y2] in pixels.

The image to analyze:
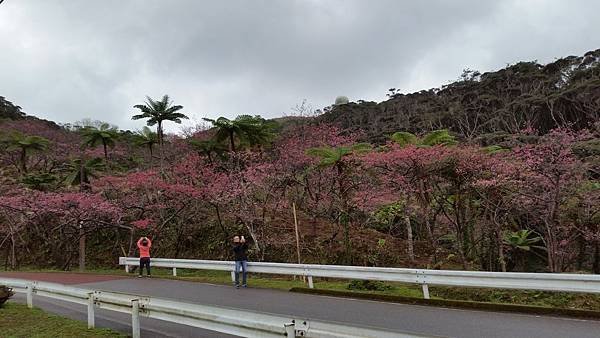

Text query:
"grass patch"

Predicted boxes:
[[431, 286, 600, 311], [0, 302, 125, 337]]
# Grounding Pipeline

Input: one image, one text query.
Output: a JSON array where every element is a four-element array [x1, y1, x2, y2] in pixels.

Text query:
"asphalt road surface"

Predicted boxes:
[[3, 272, 600, 338]]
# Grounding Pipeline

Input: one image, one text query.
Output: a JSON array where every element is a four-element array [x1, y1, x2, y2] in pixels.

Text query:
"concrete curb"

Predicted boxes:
[[289, 287, 600, 320]]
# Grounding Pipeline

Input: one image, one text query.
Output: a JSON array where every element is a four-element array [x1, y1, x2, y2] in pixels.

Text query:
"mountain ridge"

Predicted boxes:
[[318, 49, 600, 143]]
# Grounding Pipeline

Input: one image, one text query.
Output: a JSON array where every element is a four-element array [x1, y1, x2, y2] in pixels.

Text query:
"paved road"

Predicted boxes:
[[3, 272, 600, 338]]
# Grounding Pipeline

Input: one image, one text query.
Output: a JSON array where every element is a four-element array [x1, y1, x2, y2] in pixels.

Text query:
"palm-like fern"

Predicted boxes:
[[203, 115, 274, 152], [390, 129, 457, 147], [5, 132, 50, 173], [21, 172, 58, 191], [306, 142, 371, 264], [188, 138, 228, 163], [482, 145, 509, 154], [134, 126, 159, 163], [132, 95, 188, 144], [132, 95, 188, 169], [306, 143, 371, 168], [504, 229, 545, 252], [389, 132, 418, 147], [80, 123, 119, 161], [503, 229, 546, 271], [64, 157, 105, 190]]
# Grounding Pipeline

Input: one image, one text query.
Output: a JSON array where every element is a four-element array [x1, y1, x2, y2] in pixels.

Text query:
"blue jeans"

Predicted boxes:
[[235, 260, 248, 286]]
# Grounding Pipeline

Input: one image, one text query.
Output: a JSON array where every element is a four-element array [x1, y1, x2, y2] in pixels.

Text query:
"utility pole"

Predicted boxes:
[[79, 220, 85, 271], [79, 148, 86, 272], [292, 202, 304, 283]]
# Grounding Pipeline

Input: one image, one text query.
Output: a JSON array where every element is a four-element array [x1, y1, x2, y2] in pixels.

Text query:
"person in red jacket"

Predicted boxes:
[[137, 236, 152, 278]]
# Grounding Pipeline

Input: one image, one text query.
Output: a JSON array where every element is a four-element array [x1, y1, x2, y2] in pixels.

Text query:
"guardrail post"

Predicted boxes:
[[307, 276, 314, 289], [172, 267, 177, 277], [87, 292, 95, 329], [231, 271, 236, 283], [131, 299, 140, 338], [421, 284, 430, 299], [284, 322, 296, 337], [26, 285, 33, 308], [125, 265, 129, 273]]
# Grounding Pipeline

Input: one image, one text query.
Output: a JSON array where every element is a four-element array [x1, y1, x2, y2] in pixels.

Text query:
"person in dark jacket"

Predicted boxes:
[[232, 235, 249, 288]]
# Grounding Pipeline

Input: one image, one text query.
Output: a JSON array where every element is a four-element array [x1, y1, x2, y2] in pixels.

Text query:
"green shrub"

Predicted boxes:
[[347, 280, 394, 291], [0, 285, 14, 307]]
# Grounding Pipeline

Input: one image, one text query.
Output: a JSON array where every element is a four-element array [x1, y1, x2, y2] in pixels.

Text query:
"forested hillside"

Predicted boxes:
[[0, 49, 599, 274], [321, 49, 600, 143]]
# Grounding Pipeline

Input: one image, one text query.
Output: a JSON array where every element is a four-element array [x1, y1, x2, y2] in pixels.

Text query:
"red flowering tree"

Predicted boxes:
[[512, 129, 590, 272], [0, 189, 122, 269]]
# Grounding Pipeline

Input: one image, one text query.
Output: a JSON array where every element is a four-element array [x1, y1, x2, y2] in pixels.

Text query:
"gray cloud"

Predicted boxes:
[[1, 0, 599, 132]]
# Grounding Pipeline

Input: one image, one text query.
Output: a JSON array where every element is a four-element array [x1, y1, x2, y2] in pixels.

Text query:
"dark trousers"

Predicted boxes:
[[139, 257, 151, 276]]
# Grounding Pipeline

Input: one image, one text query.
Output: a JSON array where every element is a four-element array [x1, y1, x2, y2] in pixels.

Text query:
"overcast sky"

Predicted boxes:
[[1, 0, 599, 132]]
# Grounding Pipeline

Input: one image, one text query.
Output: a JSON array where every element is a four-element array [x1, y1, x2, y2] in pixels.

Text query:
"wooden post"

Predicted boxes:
[[292, 202, 304, 283], [79, 221, 85, 272], [78, 152, 86, 272]]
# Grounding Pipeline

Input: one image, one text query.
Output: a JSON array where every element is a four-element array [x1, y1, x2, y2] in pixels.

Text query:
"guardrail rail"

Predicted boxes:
[[119, 257, 600, 299], [0, 277, 423, 338]]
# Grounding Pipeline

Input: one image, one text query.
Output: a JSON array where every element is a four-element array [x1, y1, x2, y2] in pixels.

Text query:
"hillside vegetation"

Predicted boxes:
[[320, 49, 600, 144], [0, 50, 598, 275]]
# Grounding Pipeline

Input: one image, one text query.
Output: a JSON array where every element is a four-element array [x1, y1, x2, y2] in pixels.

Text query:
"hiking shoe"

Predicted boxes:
[[235, 284, 240, 289], [242, 284, 247, 288]]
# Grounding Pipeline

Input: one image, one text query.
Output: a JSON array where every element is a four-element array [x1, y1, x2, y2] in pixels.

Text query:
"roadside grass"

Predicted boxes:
[[0, 302, 125, 337], [7, 266, 600, 311]]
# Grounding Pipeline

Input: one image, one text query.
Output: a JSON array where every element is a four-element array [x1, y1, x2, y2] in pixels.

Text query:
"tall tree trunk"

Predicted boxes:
[[20, 148, 27, 173], [10, 234, 16, 269], [576, 235, 586, 271], [158, 122, 164, 172], [341, 214, 351, 265], [148, 144, 154, 167], [128, 228, 135, 257], [293, 202, 302, 265], [102, 140, 108, 162], [417, 182, 437, 266], [404, 216, 415, 264], [594, 242, 600, 274], [336, 164, 352, 264], [229, 132, 235, 152], [245, 223, 262, 260], [79, 150, 85, 191], [497, 229, 507, 272], [213, 204, 228, 238]]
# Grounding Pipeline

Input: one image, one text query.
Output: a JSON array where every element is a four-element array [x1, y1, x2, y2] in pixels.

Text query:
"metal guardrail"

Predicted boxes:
[[0, 277, 422, 338], [119, 257, 600, 299]]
